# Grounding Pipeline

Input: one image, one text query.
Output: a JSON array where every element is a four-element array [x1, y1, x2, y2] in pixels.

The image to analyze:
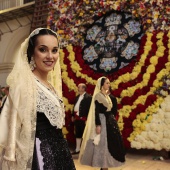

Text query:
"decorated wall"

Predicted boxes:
[[47, 0, 170, 150]]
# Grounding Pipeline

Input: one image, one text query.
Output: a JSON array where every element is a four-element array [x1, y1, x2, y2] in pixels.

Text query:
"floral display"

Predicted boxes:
[[59, 30, 170, 148], [47, 0, 170, 149], [131, 95, 170, 151], [47, 0, 170, 47]]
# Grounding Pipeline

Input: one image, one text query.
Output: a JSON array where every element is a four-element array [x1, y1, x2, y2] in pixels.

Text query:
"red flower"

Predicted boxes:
[[137, 73, 143, 81], [121, 96, 132, 105], [134, 89, 142, 97], [123, 118, 133, 128], [130, 95, 137, 103], [129, 111, 137, 121], [148, 73, 156, 85], [141, 65, 147, 73], [113, 88, 123, 97], [142, 86, 150, 94], [67, 90, 76, 104], [122, 128, 133, 148], [145, 57, 151, 65], [117, 104, 123, 110], [119, 82, 131, 89], [65, 110, 76, 144], [133, 104, 146, 114], [145, 94, 157, 107]]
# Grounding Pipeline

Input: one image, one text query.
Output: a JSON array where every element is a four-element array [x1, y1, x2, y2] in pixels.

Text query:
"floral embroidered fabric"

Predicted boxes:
[[32, 127, 76, 170]]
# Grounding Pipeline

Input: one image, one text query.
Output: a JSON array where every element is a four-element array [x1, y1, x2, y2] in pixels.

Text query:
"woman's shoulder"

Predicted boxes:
[[94, 92, 105, 102]]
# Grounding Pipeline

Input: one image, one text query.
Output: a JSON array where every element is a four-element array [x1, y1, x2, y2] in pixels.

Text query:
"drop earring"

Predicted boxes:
[[29, 57, 36, 71]]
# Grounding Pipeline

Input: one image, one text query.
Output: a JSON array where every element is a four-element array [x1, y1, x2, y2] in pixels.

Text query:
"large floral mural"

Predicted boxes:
[[47, 0, 170, 150]]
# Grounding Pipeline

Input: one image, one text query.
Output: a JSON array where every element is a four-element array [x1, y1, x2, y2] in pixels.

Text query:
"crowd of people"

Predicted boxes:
[[0, 28, 125, 170]]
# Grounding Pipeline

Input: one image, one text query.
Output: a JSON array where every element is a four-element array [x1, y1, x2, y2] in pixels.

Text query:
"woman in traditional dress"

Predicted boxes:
[[0, 28, 75, 170], [79, 77, 125, 170]]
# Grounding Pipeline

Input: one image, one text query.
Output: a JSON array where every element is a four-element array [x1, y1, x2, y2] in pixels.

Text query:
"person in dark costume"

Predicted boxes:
[[0, 28, 75, 170], [79, 77, 125, 170], [71, 83, 92, 154]]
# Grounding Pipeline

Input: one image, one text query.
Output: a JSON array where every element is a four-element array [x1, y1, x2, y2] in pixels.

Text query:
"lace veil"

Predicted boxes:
[[79, 76, 106, 162]]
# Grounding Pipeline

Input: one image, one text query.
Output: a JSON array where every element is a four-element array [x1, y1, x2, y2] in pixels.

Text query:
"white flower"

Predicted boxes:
[[148, 132, 159, 143], [163, 131, 170, 138], [166, 79, 170, 85], [146, 141, 154, 149], [154, 143, 161, 150], [160, 89, 168, 96], [161, 139, 170, 150], [131, 141, 141, 149]]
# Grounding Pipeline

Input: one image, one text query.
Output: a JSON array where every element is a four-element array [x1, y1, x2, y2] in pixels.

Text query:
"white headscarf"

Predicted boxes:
[[78, 76, 106, 162], [0, 28, 62, 170]]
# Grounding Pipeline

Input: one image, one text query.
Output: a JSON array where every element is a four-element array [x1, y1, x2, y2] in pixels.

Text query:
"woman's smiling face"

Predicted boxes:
[[33, 35, 59, 74]]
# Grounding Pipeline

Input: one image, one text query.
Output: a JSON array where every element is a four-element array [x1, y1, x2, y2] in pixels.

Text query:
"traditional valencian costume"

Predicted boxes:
[[0, 28, 75, 170], [79, 77, 125, 168]]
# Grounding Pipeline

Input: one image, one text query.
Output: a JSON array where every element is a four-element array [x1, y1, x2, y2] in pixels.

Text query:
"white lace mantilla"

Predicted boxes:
[[36, 80, 65, 129]]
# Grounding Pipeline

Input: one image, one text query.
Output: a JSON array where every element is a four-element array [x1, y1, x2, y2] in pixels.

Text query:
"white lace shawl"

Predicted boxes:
[[35, 79, 65, 129]]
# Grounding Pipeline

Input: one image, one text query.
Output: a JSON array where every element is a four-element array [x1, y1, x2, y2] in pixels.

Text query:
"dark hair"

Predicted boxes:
[[27, 29, 58, 63], [100, 77, 107, 89]]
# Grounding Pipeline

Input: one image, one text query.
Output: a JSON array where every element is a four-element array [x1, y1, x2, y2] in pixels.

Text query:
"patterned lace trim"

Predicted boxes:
[[36, 86, 65, 129]]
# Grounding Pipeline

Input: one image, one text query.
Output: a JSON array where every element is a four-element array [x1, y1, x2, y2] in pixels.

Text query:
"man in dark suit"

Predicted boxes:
[[71, 83, 92, 154]]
